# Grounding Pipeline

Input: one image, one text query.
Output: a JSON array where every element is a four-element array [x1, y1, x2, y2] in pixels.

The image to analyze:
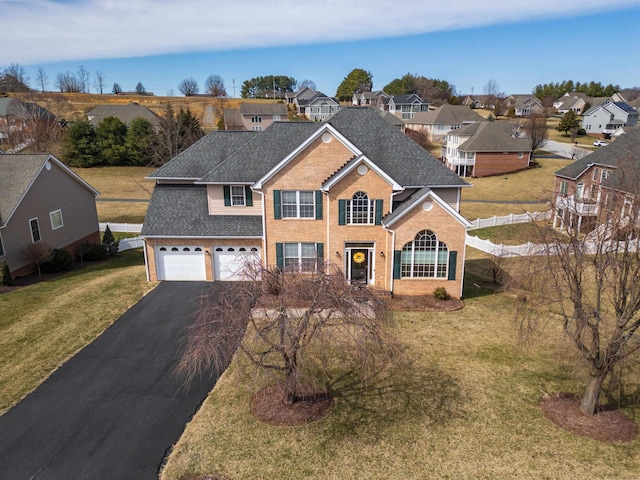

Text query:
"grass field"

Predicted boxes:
[[0, 251, 155, 414], [160, 250, 640, 480]]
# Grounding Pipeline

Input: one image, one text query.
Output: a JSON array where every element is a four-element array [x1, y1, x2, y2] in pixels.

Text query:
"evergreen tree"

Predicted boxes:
[[62, 120, 100, 167], [557, 110, 581, 136], [96, 116, 128, 165], [125, 118, 157, 165], [0, 259, 11, 286], [101, 225, 119, 256], [335, 69, 373, 101]]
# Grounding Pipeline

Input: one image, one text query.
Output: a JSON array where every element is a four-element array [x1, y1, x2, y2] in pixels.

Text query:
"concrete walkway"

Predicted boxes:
[[0, 282, 230, 480]]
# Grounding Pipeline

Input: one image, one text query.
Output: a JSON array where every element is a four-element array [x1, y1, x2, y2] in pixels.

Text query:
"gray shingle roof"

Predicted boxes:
[[86, 103, 160, 126], [555, 127, 640, 180], [141, 184, 263, 237], [223, 108, 243, 129], [0, 98, 55, 120], [0, 154, 49, 225], [239, 103, 288, 115], [455, 122, 531, 152], [381, 186, 431, 225], [149, 131, 256, 179], [409, 104, 486, 126]]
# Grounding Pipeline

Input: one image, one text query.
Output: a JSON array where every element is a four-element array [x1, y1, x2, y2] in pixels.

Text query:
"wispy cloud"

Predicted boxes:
[[2, 0, 640, 65]]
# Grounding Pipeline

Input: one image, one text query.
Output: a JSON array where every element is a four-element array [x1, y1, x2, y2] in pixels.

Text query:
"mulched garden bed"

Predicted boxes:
[[250, 383, 335, 426], [540, 393, 639, 443], [391, 294, 464, 312]]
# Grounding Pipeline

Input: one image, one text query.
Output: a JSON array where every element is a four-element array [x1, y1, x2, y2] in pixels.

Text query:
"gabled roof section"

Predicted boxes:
[[325, 107, 468, 188], [200, 122, 320, 184], [148, 131, 256, 180], [382, 187, 472, 228], [86, 103, 160, 126], [409, 104, 486, 126], [555, 127, 640, 180], [390, 94, 424, 105], [456, 122, 531, 152], [141, 184, 262, 237], [0, 154, 98, 226], [0, 98, 55, 121], [251, 122, 359, 188], [322, 155, 402, 191], [239, 103, 288, 116]]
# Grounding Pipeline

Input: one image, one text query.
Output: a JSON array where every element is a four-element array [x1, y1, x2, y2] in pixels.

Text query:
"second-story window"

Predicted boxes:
[[560, 180, 568, 195], [251, 116, 262, 123], [282, 190, 315, 218], [231, 186, 246, 206], [347, 191, 374, 224]]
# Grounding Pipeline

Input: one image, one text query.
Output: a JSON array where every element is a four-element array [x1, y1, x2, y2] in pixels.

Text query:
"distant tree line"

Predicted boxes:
[[533, 80, 621, 99], [61, 104, 203, 167], [240, 75, 297, 99], [384, 73, 457, 106]]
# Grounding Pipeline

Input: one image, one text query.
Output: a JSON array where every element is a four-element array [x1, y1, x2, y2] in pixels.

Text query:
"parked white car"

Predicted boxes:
[[593, 140, 608, 147]]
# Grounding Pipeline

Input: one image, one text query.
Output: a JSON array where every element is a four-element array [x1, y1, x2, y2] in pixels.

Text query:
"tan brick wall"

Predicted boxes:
[[391, 198, 467, 299], [263, 134, 354, 266], [473, 152, 529, 177]]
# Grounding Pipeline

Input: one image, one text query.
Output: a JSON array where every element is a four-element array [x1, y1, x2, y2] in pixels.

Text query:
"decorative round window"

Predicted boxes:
[[321, 132, 332, 143], [422, 201, 433, 211], [357, 164, 368, 175]]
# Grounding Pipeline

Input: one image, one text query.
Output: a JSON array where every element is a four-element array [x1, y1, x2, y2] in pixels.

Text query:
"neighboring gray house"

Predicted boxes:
[[285, 86, 318, 106], [506, 95, 543, 117], [0, 154, 100, 277], [352, 90, 390, 109], [388, 94, 429, 120], [224, 103, 288, 131], [86, 103, 160, 127], [582, 101, 639, 136], [298, 92, 341, 121], [405, 104, 487, 141]]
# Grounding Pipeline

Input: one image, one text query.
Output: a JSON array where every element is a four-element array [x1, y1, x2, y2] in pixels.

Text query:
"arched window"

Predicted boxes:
[[347, 191, 374, 224], [401, 230, 449, 278]]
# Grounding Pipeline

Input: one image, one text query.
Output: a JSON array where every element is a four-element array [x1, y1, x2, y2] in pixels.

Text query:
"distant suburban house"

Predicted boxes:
[[553, 128, 640, 234], [285, 86, 317, 106], [352, 90, 390, 109], [377, 109, 406, 132], [141, 107, 471, 298], [0, 154, 100, 277], [442, 121, 531, 177], [298, 92, 341, 121], [581, 101, 638, 137], [0, 98, 55, 140], [223, 103, 288, 131], [405, 104, 487, 142], [460, 95, 493, 110], [554, 93, 589, 114], [506, 95, 543, 117], [388, 94, 429, 120], [86, 103, 160, 128]]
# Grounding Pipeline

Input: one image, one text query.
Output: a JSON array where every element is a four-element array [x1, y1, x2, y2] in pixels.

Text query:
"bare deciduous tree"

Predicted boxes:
[[178, 77, 199, 96], [77, 65, 90, 93], [36, 67, 48, 92], [522, 113, 548, 154], [204, 74, 226, 97], [483, 79, 504, 116], [55, 71, 82, 93], [22, 242, 53, 277], [94, 71, 106, 94], [513, 139, 640, 415], [177, 264, 401, 406]]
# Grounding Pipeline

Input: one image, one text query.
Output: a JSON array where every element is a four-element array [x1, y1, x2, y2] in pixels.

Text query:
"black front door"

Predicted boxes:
[[350, 249, 368, 283]]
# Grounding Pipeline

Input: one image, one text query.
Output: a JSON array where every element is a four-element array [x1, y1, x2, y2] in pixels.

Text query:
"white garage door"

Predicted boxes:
[[155, 246, 206, 281], [214, 246, 260, 281]]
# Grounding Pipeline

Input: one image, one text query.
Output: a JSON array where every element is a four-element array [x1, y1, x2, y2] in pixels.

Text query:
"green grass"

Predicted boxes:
[[467, 222, 549, 245], [160, 253, 640, 479], [0, 250, 156, 414]]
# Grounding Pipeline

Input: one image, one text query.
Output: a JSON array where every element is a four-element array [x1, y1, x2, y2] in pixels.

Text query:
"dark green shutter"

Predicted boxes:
[[223, 186, 231, 206], [375, 199, 383, 225], [316, 243, 324, 265], [276, 243, 284, 268], [315, 191, 323, 220], [448, 251, 457, 280], [338, 199, 346, 225], [273, 190, 281, 220], [393, 250, 402, 279], [245, 186, 253, 206]]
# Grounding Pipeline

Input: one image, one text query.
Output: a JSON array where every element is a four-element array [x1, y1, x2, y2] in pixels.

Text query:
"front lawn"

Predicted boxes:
[[0, 250, 156, 414], [160, 250, 640, 479]]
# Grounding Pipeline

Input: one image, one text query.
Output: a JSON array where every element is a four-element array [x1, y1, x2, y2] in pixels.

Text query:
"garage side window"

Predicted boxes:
[[29, 218, 41, 243], [50, 209, 64, 230]]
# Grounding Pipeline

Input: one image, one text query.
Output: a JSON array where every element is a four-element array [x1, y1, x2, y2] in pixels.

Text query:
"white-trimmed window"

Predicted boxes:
[[346, 191, 374, 224], [401, 230, 449, 278], [592, 168, 600, 181], [284, 242, 317, 272], [281, 191, 315, 218], [601, 169, 611, 181], [50, 209, 64, 230], [560, 180, 568, 195], [576, 183, 584, 199], [251, 116, 262, 123], [29, 218, 41, 243], [230, 186, 246, 206], [251, 126, 262, 132]]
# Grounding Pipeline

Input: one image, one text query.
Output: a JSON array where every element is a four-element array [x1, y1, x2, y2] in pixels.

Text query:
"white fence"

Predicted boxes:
[[118, 236, 145, 251], [99, 222, 143, 233], [466, 210, 551, 256], [467, 210, 551, 231]]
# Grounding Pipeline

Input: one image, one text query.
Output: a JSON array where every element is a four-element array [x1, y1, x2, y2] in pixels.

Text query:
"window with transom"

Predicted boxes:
[[346, 191, 374, 224], [401, 230, 449, 278]]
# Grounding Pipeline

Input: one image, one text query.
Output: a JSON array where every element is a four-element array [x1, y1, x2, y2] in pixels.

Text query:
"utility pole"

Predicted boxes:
[[232, 79, 236, 98]]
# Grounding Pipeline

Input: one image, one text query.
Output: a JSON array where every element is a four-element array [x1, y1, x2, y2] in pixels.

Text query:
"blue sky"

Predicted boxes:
[[3, 0, 640, 97]]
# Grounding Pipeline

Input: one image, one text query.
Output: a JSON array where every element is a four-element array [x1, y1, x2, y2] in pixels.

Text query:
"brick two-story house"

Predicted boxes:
[[553, 128, 640, 233], [142, 107, 471, 298]]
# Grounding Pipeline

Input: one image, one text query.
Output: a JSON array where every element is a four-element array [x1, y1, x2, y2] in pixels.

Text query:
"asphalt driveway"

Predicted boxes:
[[0, 281, 231, 480]]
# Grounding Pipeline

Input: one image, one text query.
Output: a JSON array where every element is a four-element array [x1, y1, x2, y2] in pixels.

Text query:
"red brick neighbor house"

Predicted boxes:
[[142, 107, 472, 298], [0, 154, 100, 277], [553, 128, 640, 234], [442, 122, 532, 177]]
